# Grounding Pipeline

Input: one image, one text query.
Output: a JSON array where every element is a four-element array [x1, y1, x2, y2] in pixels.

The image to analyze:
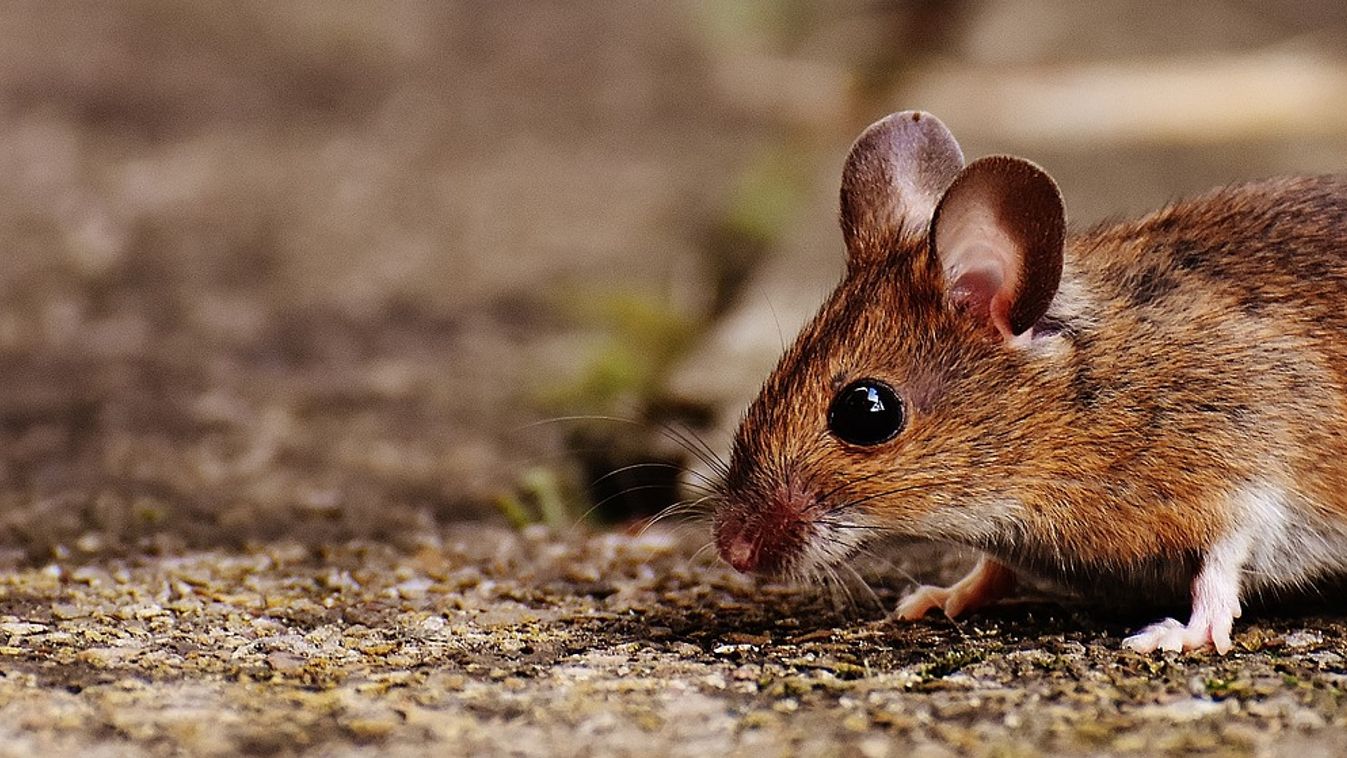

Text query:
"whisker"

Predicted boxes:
[[585, 483, 698, 517], [814, 520, 890, 532], [848, 544, 920, 587], [825, 562, 860, 616], [638, 496, 719, 537], [511, 414, 731, 485], [589, 461, 722, 492], [759, 286, 787, 354], [658, 421, 730, 478], [512, 414, 643, 434], [831, 479, 959, 514], [815, 469, 888, 507], [676, 421, 730, 471], [826, 566, 850, 615], [838, 559, 885, 612], [689, 540, 719, 566], [655, 426, 729, 480], [566, 482, 710, 534]]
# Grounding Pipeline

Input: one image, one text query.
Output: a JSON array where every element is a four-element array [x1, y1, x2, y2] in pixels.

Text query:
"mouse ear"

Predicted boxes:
[[840, 111, 964, 266], [929, 155, 1065, 341]]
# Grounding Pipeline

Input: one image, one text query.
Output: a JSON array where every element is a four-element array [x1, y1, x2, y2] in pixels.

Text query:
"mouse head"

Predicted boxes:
[[714, 111, 1067, 577]]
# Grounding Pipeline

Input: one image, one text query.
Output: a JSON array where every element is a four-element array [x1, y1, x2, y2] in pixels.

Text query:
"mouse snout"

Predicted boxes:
[[714, 487, 815, 576], [715, 513, 797, 575], [720, 526, 759, 573]]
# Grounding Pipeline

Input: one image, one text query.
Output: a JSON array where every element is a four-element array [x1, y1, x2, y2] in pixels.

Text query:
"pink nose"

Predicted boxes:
[[722, 530, 758, 573]]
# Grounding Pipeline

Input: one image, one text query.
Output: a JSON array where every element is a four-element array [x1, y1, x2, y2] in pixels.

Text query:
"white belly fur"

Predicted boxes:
[[1236, 481, 1347, 595]]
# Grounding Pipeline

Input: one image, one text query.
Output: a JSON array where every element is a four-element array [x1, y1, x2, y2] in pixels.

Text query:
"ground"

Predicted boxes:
[[2, 2, 1347, 756], [3, 529, 1347, 756]]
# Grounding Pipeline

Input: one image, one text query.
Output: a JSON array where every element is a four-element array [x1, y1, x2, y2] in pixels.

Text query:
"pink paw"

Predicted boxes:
[[893, 557, 1015, 622], [894, 585, 951, 621], [1123, 605, 1240, 654]]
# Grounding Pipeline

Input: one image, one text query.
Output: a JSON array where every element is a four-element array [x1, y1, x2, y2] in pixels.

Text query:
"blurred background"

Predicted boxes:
[[0, 0, 1344, 562]]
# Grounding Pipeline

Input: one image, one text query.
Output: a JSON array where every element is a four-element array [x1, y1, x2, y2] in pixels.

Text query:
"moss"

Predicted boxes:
[[540, 290, 701, 415], [917, 646, 987, 680], [1204, 676, 1255, 701], [493, 467, 583, 529]]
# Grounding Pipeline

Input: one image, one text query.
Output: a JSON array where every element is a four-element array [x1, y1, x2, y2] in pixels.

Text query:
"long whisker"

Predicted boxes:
[[589, 461, 722, 492], [640, 499, 711, 527], [674, 421, 730, 472], [658, 422, 730, 478], [512, 414, 643, 433], [837, 560, 884, 613], [689, 540, 719, 566], [831, 479, 959, 514], [512, 414, 731, 484], [825, 562, 859, 616], [759, 287, 787, 354], [814, 519, 890, 532], [814, 469, 889, 507], [564, 483, 708, 534], [638, 496, 719, 537], [656, 429, 729, 480], [855, 544, 924, 589], [582, 483, 699, 519]]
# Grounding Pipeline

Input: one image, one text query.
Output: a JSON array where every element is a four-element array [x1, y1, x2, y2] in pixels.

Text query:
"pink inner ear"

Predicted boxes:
[[937, 212, 1024, 338], [949, 265, 1000, 314]]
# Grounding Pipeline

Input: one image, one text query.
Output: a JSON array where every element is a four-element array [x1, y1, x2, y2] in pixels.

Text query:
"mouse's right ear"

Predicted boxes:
[[928, 156, 1065, 341], [840, 111, 964, 267]]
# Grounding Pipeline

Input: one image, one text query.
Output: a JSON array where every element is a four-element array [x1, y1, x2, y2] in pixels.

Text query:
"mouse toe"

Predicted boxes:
[[1122, 609, 1237, 654], [1122, 618, 1186, 653], [894, 585, 949, 620]]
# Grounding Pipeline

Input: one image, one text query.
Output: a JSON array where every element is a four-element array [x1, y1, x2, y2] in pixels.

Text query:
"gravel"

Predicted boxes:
[[1, 526, 1346, 756]]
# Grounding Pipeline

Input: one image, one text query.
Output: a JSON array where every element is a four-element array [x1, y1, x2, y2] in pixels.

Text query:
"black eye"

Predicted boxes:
[[828, 379, 905, 446]]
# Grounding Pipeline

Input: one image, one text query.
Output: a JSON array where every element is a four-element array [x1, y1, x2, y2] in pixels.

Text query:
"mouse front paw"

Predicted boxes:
[[893, 555, 1015, 621], [1123, 536, 1245, 654], [894, 584, 951, 620]]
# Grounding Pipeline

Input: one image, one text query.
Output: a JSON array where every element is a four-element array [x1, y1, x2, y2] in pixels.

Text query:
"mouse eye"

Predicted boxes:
[[828, 379, 904, 446]]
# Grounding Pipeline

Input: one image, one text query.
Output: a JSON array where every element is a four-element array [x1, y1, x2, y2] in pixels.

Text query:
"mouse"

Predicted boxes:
[[711, 110, 1347, 654]]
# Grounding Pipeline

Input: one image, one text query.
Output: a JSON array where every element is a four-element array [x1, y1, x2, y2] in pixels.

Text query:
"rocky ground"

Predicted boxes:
[[3, 528, 1347, 756], [2, 1, 1347, 755]]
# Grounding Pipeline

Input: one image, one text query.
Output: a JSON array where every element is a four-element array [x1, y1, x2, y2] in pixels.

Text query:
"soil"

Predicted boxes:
[[3, 528, 1347, 756]]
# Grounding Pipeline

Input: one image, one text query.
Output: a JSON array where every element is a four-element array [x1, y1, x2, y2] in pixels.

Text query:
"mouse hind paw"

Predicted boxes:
[[1122, 612, 1236, 654], [1123, 531, 1246, 654]]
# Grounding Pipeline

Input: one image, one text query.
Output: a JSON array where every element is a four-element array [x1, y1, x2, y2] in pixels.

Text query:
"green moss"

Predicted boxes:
[[492, 466, 580, 529], [694, 1, 818, 53], [540, 290, 700, 414], [703, 146, 809, 316], [1203, 676, 1254, 700], [721, 148, 804, 251], [917, 647, 987, 680]]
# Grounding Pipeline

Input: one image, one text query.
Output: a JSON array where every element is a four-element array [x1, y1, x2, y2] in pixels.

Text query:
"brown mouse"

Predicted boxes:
[[712, 110, 1347, 654]]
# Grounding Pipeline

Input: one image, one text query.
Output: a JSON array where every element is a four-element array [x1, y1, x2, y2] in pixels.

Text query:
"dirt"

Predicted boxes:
[[1, 528, 1346, 756]]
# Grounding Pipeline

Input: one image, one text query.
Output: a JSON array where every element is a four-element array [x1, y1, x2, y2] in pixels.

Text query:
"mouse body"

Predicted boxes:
[[712, 111, 1347, 653]]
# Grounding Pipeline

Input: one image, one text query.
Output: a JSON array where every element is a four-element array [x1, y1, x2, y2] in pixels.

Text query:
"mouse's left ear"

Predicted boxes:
[[929, 156, 1065, 342]]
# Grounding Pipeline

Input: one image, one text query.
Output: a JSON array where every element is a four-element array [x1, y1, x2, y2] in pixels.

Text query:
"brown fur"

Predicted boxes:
[[715, 170, 1347, 603]]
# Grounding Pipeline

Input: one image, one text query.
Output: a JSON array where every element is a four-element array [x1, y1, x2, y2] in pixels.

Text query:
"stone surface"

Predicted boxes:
[[0, 528, 1346, 756]]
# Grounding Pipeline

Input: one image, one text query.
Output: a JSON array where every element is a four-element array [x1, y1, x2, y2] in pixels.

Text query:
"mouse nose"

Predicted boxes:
[[723, 530, 758, 573], [715, 491, 811, 576]]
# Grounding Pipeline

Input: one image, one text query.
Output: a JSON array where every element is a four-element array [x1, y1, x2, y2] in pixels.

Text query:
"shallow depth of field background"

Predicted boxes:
[[1, 0, 1346, 559]]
